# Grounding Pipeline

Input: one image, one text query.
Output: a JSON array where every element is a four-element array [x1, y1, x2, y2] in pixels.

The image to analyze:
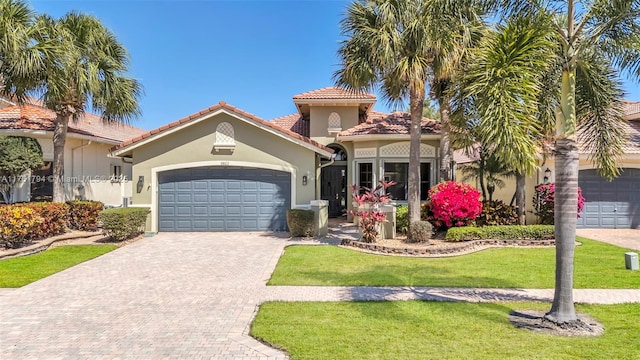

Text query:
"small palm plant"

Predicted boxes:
[[351, 181, 396, 243]]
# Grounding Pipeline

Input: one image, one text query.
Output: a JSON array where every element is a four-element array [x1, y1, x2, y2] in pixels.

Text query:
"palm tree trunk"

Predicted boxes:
[[438, 96, 452, 181], [408, 87, 425, 223], [516, 173, 526, 225], [52, 114, 70, 203], [546, 68, 578, 323]]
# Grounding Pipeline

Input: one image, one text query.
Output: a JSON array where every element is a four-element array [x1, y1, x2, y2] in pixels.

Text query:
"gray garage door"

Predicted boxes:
[[578, 168, 640, 229], [158, 167, 291, 232]]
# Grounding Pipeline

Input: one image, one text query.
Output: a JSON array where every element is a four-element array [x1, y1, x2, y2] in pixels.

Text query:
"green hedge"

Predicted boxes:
[[446, 225, 555, 242], [98, 207, 150, 241], [67, 200, 103, 231], [396, 205, 409, 234], [286, 209, 314, 237]]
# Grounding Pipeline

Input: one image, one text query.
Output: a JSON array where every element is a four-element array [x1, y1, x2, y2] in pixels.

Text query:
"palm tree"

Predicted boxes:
[[335, 0, 484, 224], [514, 0, 634, 325], [0, 0, 52, 101], [30, 12, 142, 202], [462, 2, 636, 324]]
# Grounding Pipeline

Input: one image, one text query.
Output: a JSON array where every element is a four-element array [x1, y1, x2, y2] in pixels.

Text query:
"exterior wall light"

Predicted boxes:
[[544, 168, 551, 183], [136, 176, 144, 193], [302, 175, 308, 186]]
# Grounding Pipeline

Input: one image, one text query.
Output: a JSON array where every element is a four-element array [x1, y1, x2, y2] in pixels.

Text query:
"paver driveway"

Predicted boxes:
[[0, 233, 288, 360]]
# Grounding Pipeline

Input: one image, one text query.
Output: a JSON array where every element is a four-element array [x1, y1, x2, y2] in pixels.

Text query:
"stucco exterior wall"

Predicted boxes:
[[129, 113, 318, 209], [11, 136, 131, 205], [309, 106, 359, 139]]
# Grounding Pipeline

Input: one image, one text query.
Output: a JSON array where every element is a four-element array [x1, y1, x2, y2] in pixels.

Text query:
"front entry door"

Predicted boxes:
[[321, 165, 347, 217]]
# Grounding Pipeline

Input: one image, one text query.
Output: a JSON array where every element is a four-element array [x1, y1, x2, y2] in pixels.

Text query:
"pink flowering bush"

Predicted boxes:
[[351, 181, 395, 243], [534, 183, 585, 225], [428, 181, 483, 229]]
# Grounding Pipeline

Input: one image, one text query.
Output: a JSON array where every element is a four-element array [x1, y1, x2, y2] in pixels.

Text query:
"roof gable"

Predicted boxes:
[[112, 101, 333, 157]]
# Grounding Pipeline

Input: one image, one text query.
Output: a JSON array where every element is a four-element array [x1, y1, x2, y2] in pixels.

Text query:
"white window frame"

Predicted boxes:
[[353, 159, 376, 191], [380, 158, 436, 202]]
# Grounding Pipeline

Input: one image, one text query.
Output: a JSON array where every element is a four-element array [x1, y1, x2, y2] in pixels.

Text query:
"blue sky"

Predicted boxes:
[[30, 0, 640, 131]]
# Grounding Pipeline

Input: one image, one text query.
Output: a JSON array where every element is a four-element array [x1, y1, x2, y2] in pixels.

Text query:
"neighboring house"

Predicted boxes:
[[111, 87, 441, 232], [0, 98, 147, 205], [456, 101, 640, 229]]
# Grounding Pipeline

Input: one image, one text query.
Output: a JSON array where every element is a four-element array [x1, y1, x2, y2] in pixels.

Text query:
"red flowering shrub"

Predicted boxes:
[[351, 181, 395, 243], [533, 183, 585, 225], [428, 181, 483, 229]]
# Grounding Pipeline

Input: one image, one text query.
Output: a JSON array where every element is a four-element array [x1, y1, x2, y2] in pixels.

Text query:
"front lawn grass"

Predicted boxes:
[[269, 238, 639, 288], [251, 301, 640, 360], [0, 245, 117, 287]]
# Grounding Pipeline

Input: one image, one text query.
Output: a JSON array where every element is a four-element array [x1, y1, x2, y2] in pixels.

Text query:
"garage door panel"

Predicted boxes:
[[158, 167, 291, 232], [578, 168, 639, 229]]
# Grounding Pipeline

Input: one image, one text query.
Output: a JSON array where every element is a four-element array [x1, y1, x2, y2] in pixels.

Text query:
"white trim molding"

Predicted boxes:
[[150, 160, 297, 232]]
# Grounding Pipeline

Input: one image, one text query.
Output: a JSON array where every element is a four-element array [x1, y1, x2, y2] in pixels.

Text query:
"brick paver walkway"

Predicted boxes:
[[1, 230, 639, 359]]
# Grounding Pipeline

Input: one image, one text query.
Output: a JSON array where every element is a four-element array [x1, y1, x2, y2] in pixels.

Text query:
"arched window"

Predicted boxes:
[[327, 112, 342, 133], [214, 122, 235, 151]]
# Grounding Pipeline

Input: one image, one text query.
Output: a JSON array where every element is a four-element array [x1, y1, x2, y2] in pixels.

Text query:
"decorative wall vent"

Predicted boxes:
[[354, 148, 377, 158], [327, 112, 342, 133], [379, 142, 436, 157], [213, 122, 236, 152]]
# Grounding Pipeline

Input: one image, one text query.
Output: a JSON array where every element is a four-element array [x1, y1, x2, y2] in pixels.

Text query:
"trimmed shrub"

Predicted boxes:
[[407, 221, 433, 243], [428, 181, 482, 229], [446, 225, 555, 242], [99, 207, 150, 241], [476, 200, 518, 226], [286, 209, 314, 237], [23, 202, 69, 240], [533, 183, 585, 224], [67, 200, 103, 231], [0, 205, 43, 248], [396, 205, 409, 234]]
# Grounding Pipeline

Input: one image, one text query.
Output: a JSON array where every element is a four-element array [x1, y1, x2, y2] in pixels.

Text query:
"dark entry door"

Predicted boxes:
[[321, 165, 347, 217]]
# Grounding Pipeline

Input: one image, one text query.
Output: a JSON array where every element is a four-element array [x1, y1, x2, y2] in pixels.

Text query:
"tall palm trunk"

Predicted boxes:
[[546, 69, 578, 323], [52, 113, 70, 203], [515, 173, 526, 225], [438, 95, 452, 181], [408, 87, 425, 223]]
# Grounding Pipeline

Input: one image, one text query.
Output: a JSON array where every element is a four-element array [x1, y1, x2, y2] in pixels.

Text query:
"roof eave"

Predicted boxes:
[[337, 134, 441, 142], [0, 128, 122, 145]]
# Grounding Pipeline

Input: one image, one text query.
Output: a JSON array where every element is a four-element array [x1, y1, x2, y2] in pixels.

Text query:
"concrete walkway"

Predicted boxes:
[[1, 230, 639, 359]]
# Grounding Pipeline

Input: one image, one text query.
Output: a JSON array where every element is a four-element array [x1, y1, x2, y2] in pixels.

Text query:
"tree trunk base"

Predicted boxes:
[[509, 310, 603, 337]]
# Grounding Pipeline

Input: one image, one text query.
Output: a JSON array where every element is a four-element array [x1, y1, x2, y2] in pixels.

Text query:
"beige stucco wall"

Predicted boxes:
[[310, 106, 359, 139], [129, 112, 318, 213], [12, 136, 131, 204]]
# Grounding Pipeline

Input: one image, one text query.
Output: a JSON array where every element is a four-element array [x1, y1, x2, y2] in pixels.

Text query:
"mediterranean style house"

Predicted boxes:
[[112, 87, 442, 232], [456, 101, 640, 229], [0, 97, 147, 205]]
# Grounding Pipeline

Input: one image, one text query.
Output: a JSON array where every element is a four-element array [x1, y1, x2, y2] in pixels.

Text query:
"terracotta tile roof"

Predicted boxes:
[[270, 113, 309, 137], [0, 103, 146, 143], [623, 100, 640, 119], [112, 101, 333, 155], [339, 111, 441, 137], [293, 87, 376, 100], [578, 119, 640, 155]]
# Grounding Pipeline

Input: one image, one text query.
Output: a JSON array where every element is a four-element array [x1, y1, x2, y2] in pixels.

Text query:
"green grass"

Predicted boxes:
[[251, 301, 640, 360], [0, 245, 117, 287], [269, 238, 639, 288]]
